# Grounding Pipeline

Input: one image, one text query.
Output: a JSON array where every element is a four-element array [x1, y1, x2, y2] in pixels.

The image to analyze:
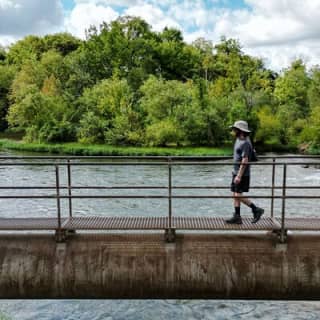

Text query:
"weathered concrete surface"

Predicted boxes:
[[0, 232, 320, 299]]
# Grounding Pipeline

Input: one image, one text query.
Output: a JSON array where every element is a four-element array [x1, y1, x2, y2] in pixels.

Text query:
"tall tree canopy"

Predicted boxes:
[[1, 16, 318, 151]]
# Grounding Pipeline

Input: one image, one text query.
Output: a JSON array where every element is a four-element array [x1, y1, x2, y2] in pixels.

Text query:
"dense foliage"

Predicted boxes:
[[1, 16, 320, 151]]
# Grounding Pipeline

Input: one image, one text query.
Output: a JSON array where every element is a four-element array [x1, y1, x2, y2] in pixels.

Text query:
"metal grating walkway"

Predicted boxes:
[[172, 216, 279, 230], [0, 218, 67, 230], [275, 218, 320, 230], [64, 216, 168, 230], [1, 217, 320, 232], [0, 216, 281, 231]]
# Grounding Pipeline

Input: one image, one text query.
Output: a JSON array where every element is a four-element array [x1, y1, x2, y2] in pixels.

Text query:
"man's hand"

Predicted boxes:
[[234, 175, 241, 184], [235, 157, 248, 184]]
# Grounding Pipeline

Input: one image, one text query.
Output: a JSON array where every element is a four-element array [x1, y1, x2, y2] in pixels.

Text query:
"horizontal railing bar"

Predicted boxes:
[[170, 162, 320, 166], [0, 195, 319, 199], [0, 186, 168, 189], [172, 195, 313, 199], [0, 195, 169, 199], [0, 155, 320, 160], [0, 185, 319, 190], [173, 186, 320, 189], [0, 162, 170, 166], [1, 161, 320, 166]]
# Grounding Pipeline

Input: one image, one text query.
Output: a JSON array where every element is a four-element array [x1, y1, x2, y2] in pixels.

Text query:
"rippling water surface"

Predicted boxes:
[[1, 300, 320, 320], [0, 151, 320, 319]]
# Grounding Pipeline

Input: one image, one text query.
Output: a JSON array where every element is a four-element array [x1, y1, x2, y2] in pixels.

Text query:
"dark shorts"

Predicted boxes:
[[231, 174, 250, 193]]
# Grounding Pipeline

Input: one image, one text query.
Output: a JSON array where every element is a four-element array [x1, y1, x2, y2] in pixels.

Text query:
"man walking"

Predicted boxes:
[[226, 120, 264, 224]]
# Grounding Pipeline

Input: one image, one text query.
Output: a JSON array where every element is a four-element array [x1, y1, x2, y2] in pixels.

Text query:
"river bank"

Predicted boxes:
[[0, 138, 301, 157], [0, 139, 233, 156]]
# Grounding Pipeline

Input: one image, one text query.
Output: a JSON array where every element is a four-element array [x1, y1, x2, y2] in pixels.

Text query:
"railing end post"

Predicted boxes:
[[164, 228, 176, 243], [55, 229, 67, 243]]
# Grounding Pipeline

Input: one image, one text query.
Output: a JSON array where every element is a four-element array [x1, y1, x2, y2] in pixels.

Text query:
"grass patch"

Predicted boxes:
[[306, 145, 320, 155], [0, 313, 11, 320], [0, 139, 233, 156]]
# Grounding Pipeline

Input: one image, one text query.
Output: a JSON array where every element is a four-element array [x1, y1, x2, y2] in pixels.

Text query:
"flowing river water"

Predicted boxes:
[[0, 150, 320, 319]]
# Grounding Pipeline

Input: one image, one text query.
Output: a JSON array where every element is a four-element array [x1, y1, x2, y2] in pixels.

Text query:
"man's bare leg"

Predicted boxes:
[[234, 192, 251, 206], [226, 192, 243, 224], [234, 192, 264, 223]]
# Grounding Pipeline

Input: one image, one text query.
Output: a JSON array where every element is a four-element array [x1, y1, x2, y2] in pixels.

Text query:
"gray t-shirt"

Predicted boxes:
[[233, 137, 252, 176]]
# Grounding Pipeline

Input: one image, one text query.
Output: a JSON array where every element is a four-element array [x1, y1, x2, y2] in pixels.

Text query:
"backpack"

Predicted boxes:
[[250, 147, 258, 162]]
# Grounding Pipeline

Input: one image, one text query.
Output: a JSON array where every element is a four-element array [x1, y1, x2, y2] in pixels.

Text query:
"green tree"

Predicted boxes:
[[308, 67, 320, 109], [157, 29, 201, 81], [7, 90, 75, 142], [7, 35, 45, 66], [299, 67, 320, 150], [140, 76, 215, 146], [145, 119, 184, 146], [40, 50, 65, 81], [63, 50, 94, 98], [81, 16, 159, 90], [43, 33, 81, 56], [8, 58, 76, 142], [0, 46, 6, 63], [10, 58, 46, 104], [299, 106, 320, 148], [274, 60, 310, 118], [255, 106, 282, 146], [192, 37, 216, 82], [273, 60, 310, 144], [0, 65, 16, 130], [77, 76, 140, 144]]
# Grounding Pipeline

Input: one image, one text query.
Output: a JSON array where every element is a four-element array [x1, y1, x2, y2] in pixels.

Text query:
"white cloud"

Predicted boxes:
[[0, 35, 16, 47], [202, 0, 320, 70], [64, 0, 320, 70], [74, 0, 139, 5], [220, 0, 320, 47], [168, 1, 215, 30], [124, 3, 181, 32], [73, 0, 183, 7], [0, 0, 63, 37], [245, 42, 320, 72], [2, 0, 320, 70], [0, 0, 21, 10], [64, 3, 119, 38]]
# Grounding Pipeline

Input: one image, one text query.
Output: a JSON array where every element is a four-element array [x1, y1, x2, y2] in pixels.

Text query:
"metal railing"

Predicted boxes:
[[0, 155, 320, 242]]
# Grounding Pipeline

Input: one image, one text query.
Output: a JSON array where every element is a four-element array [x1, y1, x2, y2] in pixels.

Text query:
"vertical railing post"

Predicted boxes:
[[55, 164, 64, 241], [280, 164, 287, 243], [67, 159, 72, 218], [271, 158, 276, 218], [165, 157, 175, 242], [168, 158, 172, 228]]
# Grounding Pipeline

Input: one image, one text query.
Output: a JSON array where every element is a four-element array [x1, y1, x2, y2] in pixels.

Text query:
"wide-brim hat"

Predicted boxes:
[[229, 120, 251, 133]]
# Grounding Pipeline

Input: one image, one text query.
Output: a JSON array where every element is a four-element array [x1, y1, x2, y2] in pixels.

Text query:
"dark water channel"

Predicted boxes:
[[0, 150, 320, 319]]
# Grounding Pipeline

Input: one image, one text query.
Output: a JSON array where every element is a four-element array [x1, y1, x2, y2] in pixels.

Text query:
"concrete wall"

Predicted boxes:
[[0, 232, 320, 299]]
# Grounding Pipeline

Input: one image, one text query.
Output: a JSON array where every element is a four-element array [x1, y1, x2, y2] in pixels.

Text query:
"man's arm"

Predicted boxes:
[[234, 157, 248, 184]]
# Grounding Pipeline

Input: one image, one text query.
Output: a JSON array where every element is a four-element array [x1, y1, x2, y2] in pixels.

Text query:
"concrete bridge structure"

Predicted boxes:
[[0, 156, 320, 299]]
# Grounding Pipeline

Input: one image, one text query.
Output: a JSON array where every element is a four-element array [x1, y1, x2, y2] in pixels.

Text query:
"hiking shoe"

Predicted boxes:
[[226, 215, 242, 224], [252, 207, 264, 223]]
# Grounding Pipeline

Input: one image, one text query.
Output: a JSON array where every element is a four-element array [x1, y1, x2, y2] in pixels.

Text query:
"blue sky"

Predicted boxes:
[[61, 0, 250, 11], [62, 0, 75, 11], [1, 0, 320, 71]]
